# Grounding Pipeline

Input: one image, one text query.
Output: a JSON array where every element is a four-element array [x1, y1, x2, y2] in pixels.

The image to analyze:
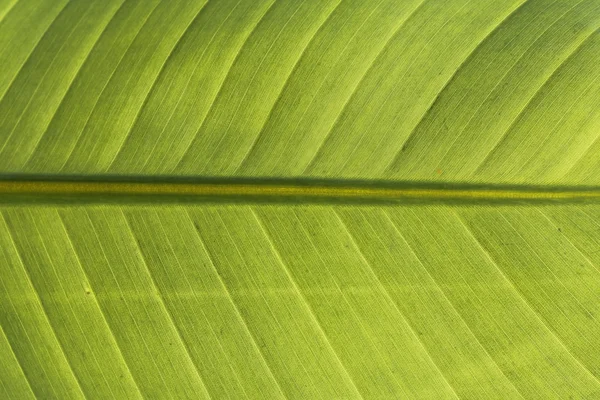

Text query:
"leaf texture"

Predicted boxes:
[[1, 0, 600, 398]]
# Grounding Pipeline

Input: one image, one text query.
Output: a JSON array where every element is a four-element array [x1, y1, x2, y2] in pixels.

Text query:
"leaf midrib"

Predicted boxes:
[[1, 177, 600, 204]]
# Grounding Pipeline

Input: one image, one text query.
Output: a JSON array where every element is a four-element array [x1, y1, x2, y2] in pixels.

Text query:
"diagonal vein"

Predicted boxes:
[[342, 0, 478, 177], [0, 229, 59, 398], [57, 211, 144, 399], [0, 1, 93, 157], [302, 0, 430, 172], [454, 209, 600, 387], [0, 0, 20, 26], [174, 0, 278, 172], [26, 209, 114, 398], [250, 207, 364, 399], [473, 26, 600, 175], [233, 0, 345, 173], [0, 318, 36, 398], [573, 208, 600, 271], [120, 211, 212, 399], [151, 209, 249, 398], [519, 71, 600, 177], [383, 210, 525, 398], [201, 0, 309, 172], [135, 0, 242, 173], [57, 0, 163, 172], [432, 0, 573, 172], [504, 209, 598, 322], [21, 0, 128, 168], [274, 0, 387, 174], [0, 0, 69, 104], [81, 209, 173, 397], [294, 208, 410, 394], [382, 0, 531, 174], [0, 212, 87, 399], [333, 210, 459, 399], [186, 210, 287, 399], [104, 0, 212, 172], [538, 208, 600, 277]]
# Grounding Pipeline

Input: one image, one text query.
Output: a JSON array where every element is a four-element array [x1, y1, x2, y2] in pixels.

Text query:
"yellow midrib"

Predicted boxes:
[[1, 179, 599, 202]]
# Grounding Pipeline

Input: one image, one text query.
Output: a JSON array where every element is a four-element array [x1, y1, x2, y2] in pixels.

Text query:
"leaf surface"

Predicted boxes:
[[1, 0, 600, 398]]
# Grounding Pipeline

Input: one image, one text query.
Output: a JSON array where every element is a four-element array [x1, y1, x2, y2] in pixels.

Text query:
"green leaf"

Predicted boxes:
[[1, 0, 600, 398]]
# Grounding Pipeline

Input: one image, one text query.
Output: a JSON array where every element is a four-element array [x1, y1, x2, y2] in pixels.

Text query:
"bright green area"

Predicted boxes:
[[0, 0, 597, 184], [1, 0, 600, 398], [3, 205, 600, 398]]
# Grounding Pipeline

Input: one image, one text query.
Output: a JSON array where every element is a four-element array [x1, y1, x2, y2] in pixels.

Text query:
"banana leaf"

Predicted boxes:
[[1, 0, 600, 398]]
